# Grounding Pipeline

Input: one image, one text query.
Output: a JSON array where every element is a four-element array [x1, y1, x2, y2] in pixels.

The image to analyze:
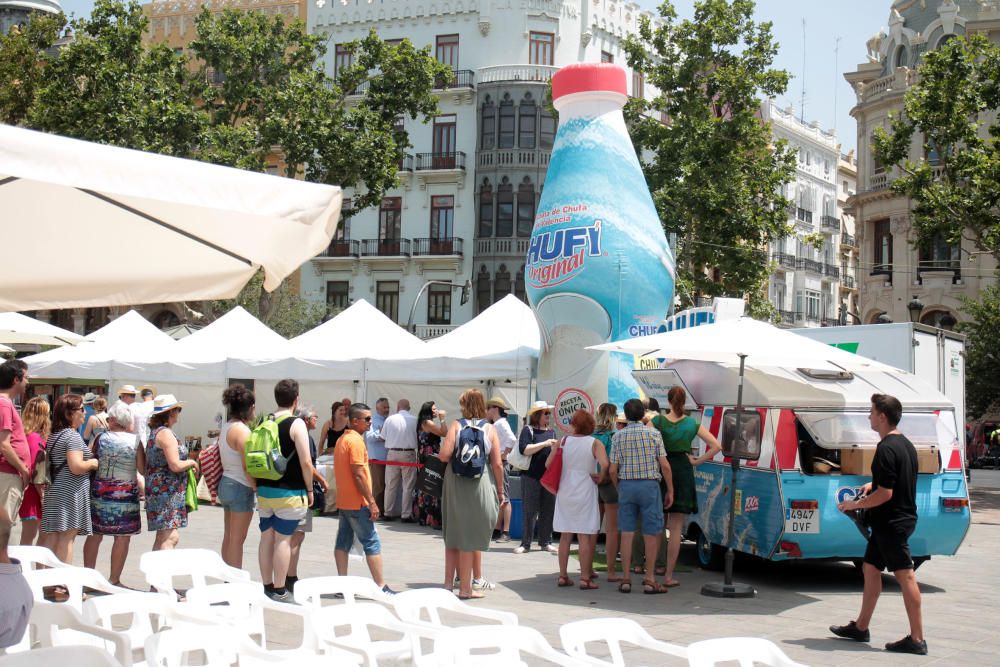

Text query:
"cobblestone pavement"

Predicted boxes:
[[17, 485, 999, 666]]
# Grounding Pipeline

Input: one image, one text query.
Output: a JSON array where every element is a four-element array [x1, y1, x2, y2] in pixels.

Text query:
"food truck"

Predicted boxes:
[[633, 360, 971, 569]]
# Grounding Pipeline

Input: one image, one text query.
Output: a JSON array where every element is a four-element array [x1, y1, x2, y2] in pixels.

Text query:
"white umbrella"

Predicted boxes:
[[0, 125, 342, 311], [0, 312, 86, 346], [0, 343, 12, 354]]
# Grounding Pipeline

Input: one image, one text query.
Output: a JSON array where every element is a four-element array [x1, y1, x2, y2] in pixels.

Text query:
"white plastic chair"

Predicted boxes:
[[414, 625, 581, 666], [392, 588, 518, 628], [82, 591, 171, 650], [559, 618, 688, 666], [23, 566, 134, 612], [686, 637, 809, 667], [9, 545, 70, 571], [0, 645, 123, 667], [309, 602, 438, 666], [139, 549, 250, 599], [26, 602, 133, 667], [293, 575, 389, 609], [143, 626, 239, 667]]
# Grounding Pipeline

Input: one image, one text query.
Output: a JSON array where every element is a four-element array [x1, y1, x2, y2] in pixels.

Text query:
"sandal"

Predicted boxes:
[[643, 579, 669, 595], [579, 578, 599, 590], [607, 574, 625, 583], [618, 580, 632, 594], [664, 579, 681, 588], [631, 565, 645, 575], [557, 575, 574, 587], [654, 567, 667, 576]]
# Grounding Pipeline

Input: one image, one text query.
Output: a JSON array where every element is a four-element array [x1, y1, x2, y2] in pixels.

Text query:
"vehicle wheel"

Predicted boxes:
[[695, 530, 724, 571]]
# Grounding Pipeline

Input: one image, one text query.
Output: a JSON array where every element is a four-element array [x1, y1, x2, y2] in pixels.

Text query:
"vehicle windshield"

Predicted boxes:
[[796, 411, 957, 450]]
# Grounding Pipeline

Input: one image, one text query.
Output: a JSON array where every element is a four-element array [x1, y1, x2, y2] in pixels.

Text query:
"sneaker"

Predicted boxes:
[[543, 544, 559, 554], [285, 576, 298, 593], [472, 578, 496, 591], [513, 545, 529, 554], [885, 635, 927, 655], [400, 517, 416, 524], [492, 529, 501, 540], [830, 621, 870, 643], [381, 584, 398, 596], [267, 588, 294, 604], [496, 532, 511, 543]]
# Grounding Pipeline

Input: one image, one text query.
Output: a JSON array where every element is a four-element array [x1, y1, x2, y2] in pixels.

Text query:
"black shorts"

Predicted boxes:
[[864, 523, 915, 572], [598, 481, 619, 504]]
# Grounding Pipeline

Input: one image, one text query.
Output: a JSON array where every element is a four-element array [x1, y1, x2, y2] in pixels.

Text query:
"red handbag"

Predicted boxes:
[[540, 437, 565, 495]]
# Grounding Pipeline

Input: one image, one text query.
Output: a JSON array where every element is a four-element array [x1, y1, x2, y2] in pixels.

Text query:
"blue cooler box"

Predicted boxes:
[[509, 498, 523, 541]]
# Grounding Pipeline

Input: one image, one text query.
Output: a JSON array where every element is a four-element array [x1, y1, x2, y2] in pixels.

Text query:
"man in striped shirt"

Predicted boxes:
[[610, 398, 673, 594]]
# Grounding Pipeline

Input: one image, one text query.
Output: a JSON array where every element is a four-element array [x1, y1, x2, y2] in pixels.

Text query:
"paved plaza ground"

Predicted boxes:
[[16, 475, 1000, 666]]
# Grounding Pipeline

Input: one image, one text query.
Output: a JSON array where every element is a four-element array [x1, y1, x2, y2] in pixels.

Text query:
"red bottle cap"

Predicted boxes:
[[551, 63, 628, 101]]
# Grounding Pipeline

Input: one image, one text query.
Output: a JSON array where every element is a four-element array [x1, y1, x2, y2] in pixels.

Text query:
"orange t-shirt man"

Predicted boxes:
[[334, 428, 372, 511]]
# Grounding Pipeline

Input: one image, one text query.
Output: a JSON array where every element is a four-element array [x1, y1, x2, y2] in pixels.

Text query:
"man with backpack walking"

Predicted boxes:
[[333, 403, 395, 594], [249, 379, 313, 603]]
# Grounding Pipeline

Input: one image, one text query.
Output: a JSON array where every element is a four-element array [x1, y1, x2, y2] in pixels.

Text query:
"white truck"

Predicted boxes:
[[794, 322, 966, 428]]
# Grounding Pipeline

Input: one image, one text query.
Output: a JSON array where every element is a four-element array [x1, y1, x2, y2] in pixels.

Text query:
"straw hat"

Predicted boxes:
[[526, 400, 554, 416], [152, 394, 185, 413], [486, 397, 510, 410], [82, 392, 97, 405], [117, 385, 137, 396]]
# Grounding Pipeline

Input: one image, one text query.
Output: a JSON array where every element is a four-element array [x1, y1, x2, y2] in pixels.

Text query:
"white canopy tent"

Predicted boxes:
[[0, 124, 342, 310], [0, 312, 86, 347]]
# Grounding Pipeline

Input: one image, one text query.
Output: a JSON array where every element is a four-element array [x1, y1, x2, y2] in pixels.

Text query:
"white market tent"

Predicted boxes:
[[0, 124, 342, 311], [173, 306, 294, 378], [0, 312, 86, 346]]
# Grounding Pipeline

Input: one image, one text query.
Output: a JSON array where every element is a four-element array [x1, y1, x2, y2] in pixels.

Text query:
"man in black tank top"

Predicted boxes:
[[256, 379, 313, 604], [831, 394, 926, 655]]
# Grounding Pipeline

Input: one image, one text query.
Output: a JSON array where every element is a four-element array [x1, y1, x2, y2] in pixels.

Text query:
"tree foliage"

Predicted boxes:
[[873, 34, 1000, 265], [0, 11, 64, 125], [207, 270, 326, 338], [959, 284, 1000, 418], [623, 0, 795, 318]]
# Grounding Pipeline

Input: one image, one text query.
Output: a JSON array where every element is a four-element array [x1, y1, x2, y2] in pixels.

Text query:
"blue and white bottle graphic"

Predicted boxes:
[[526, 63, 675, 430]]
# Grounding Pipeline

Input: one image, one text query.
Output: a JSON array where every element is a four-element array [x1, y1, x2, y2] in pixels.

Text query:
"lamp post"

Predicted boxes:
[[907, 297, 925, 324], [406, 279, 472, 335]]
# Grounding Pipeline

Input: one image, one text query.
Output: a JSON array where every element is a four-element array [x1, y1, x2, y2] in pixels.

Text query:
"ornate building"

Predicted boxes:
[[845, 0, 999, 326], [0, 0, 60, 35]]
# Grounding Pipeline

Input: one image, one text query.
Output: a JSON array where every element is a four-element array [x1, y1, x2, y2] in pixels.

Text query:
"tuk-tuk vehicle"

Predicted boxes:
[[633, 360, 971, 569]]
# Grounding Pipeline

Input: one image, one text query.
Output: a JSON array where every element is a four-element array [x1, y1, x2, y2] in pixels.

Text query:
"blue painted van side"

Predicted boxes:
[[691, 463, 784, 560]]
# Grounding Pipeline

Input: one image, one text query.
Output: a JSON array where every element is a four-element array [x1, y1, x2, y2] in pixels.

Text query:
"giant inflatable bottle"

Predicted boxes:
[[526, 63, 675, 432]]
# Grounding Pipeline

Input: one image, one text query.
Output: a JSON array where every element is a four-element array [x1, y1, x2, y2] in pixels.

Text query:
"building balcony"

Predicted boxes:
[[841, 274, 856, 290], [360, 238, 411, 257], [795, 208, 813, 224], [918, 259, 961, 284], [315, 239, 359, 259], [415, 152, 466, 171], [398, 154, 413, 172], [478, 148, 551, 169], [474, 237, 531, 257], [821, 317, 841, 327], [477, 64, 559, 85], [779, 309, 795, 325], [797, 258, 824, 274], [435, 69, 475, 90], [822, 264, 841, 280], [840, 233, 856, 248], [414, 323, 458, 340], [771, 252, 796, 270], [869, 265, 893, 285], [412, 237, 464, 257], [865, 173, 890, 193], [821, 215, 839, 233]]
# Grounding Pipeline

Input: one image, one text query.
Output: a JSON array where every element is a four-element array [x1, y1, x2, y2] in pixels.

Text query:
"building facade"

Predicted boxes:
[[0, 0, 60, 35], [762, 101, 843, 328], [303, 0, 656, 338], [845, 0, 999, 326], [838, 150, 860, 323]]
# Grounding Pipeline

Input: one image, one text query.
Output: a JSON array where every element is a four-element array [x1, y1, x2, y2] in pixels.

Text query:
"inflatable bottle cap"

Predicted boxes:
[[551, 63, 628, 101]]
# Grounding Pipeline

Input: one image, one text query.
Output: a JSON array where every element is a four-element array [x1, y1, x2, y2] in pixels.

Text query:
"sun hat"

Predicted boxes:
[[152, 394, 185, 413], [139, 385, 157, 397], [117, 385, 138, 396], [82, 392, 97, 405], [486, 397, 510, 410], [526, 400, 555, 416]]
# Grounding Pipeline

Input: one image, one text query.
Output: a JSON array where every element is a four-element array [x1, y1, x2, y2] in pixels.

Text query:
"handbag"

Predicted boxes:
[[31, 449, 49, 486], [184, 467, 199, 512], [540, 437, 565, 495], [506, 426, 533, 471], [416, 454, 447, 499], [198, 442, 224, 504]]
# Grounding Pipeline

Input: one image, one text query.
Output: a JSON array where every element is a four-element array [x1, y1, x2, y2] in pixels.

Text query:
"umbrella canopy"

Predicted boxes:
[[0, 312, 86, 346], [0, 343, 12, 354], [589, 317, 896, 373], [0, 125, 342, 311]]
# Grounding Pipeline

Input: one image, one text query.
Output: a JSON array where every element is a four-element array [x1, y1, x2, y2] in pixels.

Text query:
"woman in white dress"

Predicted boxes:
[[548, 409, 609, 589]]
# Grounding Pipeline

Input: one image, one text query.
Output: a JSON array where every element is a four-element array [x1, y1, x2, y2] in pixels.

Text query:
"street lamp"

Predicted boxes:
[[406, 279, 472, 335], [907, 297, 925, 324], [939, 313, 958, 331]]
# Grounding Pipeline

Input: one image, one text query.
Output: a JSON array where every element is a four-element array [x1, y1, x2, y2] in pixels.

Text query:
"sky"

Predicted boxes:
[[55, 0, 894, 152]]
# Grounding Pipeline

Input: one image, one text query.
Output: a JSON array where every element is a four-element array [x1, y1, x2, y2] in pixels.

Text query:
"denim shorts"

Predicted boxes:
[[617, 479, 664, 535], [217, 476, 255, 513], [334, 507, 381, 556]]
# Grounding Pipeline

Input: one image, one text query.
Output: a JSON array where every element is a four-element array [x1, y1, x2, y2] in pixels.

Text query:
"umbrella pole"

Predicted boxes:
[[702, 353, 756, 599]]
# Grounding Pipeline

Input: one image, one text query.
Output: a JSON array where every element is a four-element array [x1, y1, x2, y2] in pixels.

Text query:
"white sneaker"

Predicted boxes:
[[472, 578, 496, 591], [544, 544, 559, 554], [513, 546, 528, 554]]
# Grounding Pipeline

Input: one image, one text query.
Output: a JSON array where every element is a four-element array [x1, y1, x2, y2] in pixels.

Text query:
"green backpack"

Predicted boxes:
[[244, 414, 292, 481]]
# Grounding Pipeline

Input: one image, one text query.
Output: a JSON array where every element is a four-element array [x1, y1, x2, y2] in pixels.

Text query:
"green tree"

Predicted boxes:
[[873, 34, 1000, 265], [207, 271, 326, 338], [960, 284, 1000, 418], [0, 11, 65, 125], [623, 0, 795, 318]]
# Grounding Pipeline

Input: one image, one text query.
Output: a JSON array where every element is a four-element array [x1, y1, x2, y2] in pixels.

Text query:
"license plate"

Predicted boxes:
[[784, 508, 820, 534]]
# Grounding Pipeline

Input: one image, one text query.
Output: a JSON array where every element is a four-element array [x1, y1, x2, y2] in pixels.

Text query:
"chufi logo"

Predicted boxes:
[[526, 221, 602, 288]]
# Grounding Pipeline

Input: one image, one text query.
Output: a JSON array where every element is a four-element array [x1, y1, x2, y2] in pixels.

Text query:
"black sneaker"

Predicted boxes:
[[266, 588, 294, 604], [885, 635, 927, 655], [381, 584, 398, 596], [830, 621, 870, 642], [285, 576, 298, 593]]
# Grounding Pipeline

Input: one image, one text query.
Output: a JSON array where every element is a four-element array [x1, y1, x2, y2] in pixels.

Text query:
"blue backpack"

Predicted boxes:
[[452, 419, 488, 478]]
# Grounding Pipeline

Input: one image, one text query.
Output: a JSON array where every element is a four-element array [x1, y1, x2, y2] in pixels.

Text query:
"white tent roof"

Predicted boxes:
[[22, 310, 183, 381], [173, 307, 295, 380], [0, 312, 86, 346], [0, 124, 342, 311]]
